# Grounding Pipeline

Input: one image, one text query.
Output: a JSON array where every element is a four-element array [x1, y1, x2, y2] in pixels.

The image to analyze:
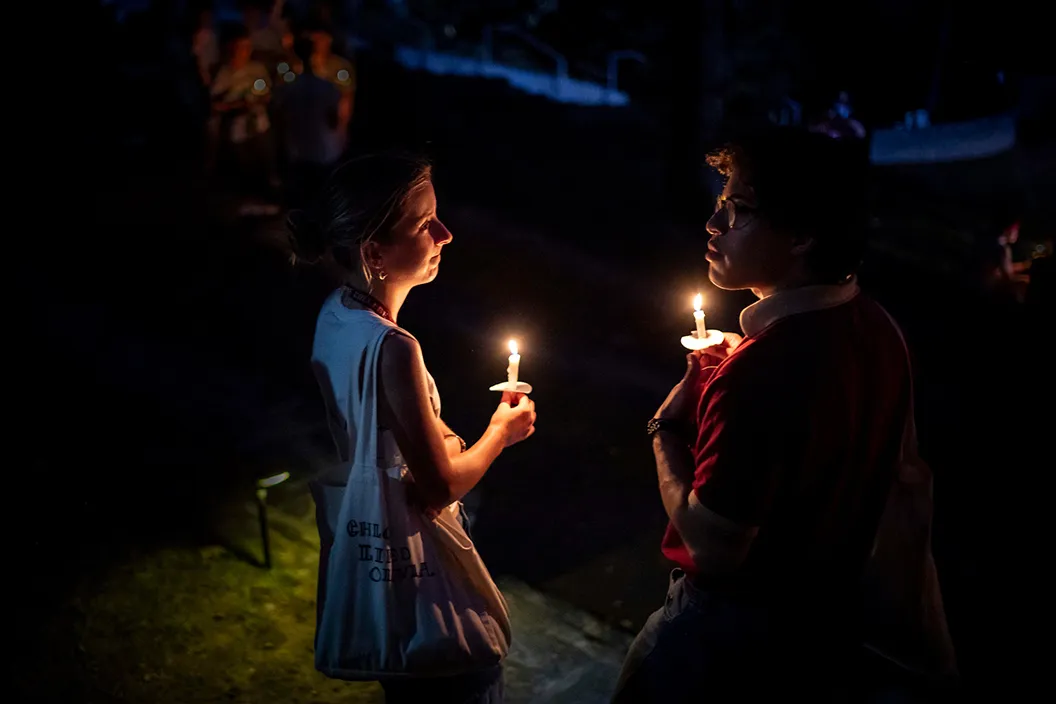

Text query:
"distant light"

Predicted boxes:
[[283, 71, 295, 83], [277, 62, 289, 74], [253, 78, 267, 92], [257, 471, 290, 489], [337, 69, 350, 83], [444, 24, 456, 38]]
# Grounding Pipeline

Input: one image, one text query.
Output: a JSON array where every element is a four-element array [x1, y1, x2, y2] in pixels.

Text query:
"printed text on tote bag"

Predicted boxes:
[[348, 519, 438, 583]]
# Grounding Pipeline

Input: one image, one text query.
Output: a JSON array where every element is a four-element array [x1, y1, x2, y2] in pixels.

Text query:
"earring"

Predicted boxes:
[[377, 270, 388, 281]]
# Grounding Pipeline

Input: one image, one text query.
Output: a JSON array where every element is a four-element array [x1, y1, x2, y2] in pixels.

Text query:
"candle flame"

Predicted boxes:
[[693, 293, 703, 312], [508, 339, 518, 356]]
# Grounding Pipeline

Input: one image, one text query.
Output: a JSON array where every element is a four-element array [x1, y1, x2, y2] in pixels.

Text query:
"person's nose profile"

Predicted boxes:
[[705, 211, 725, 237], [432, 219, 454, 245]]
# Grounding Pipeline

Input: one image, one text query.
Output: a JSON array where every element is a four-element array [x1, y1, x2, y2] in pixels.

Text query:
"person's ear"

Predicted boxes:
[[362, 240, 384, 271]]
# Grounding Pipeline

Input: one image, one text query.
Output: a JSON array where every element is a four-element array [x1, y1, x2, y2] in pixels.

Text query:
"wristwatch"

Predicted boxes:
[[646, 417, 687, 438]]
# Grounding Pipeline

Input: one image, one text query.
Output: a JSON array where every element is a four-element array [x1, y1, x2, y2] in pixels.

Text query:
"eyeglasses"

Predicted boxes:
[[714, 197, 758, 230]]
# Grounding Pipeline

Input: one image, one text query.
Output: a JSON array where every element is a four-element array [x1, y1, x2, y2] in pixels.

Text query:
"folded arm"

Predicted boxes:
[[654, 368, 779, 576], [654, 431, 759, 575], [378, 334, 507, 511]]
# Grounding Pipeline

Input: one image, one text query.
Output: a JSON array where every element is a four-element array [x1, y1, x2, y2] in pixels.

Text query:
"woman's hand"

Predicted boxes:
[[379, 335, 536, 512], [489, 393, 537, 447]]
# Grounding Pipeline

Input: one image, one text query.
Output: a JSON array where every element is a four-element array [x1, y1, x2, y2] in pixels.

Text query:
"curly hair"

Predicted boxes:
[[707, 129, 868, 284]]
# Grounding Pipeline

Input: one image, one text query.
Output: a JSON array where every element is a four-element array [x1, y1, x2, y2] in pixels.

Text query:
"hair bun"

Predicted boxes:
[[286, 209, 326, 264]]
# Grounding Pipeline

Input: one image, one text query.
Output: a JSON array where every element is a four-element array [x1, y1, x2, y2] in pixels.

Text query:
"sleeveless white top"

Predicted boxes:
[[311, 289, 446, 492], [309, 291, 510, 678]]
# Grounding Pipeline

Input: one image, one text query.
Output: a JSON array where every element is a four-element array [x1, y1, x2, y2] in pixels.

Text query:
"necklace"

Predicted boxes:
[[341, 285, 394, 323]]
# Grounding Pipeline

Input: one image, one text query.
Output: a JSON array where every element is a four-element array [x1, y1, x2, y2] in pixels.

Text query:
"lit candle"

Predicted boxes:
[[693, 294, 707, 340], [507, 340, 521, 384]]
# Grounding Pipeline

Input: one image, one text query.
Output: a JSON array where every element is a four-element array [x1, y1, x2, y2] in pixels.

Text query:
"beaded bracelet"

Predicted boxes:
[[444, 433, 468, 453]]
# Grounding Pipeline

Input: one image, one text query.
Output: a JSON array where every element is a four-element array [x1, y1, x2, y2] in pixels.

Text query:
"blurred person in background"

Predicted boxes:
[[997, 220, 1031, 282], [273, 24, 300, 77], [211, 29, 279, 210], [192, 6, 219, 87], [310, 0, 351, 57], [308, 27, 356, 113], [273, 36, 350, 209], [980, 219, 1032, 303], [243, 0, 288, 65], [810, 91, 867, 140]]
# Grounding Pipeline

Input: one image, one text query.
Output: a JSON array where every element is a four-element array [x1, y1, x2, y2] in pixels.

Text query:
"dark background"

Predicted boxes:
[[17, 1, 1055, 701]]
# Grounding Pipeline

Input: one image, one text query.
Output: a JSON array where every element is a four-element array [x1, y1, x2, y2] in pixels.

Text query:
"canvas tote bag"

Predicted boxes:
[[310, 320, 510, 680], [861, 311, 958, 681]]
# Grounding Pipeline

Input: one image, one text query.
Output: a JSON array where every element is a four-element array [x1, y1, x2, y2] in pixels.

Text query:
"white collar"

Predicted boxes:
[[739, 277, 860, 337]]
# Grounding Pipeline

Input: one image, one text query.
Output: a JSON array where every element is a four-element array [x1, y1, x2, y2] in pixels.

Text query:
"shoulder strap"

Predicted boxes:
[[346, 318, 416, 471], [877, 305, 928, 485]]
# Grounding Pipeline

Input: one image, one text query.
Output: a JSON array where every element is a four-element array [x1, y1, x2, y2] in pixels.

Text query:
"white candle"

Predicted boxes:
[[506, 339, 521, 384], [693, 294, 707, 339]]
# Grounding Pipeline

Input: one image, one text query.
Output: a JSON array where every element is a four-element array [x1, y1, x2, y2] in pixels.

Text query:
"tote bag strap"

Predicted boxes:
[[347, 323, 386, 473], [328, 320, 397, 543], [867, 305, 957, 677], [877, 307, 925, 483], [345, 320, 415, 460], [341, 321, 419, 479]]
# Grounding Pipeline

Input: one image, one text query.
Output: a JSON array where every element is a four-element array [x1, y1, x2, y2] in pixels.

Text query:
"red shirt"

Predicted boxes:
[[661, 290, 909, 608]]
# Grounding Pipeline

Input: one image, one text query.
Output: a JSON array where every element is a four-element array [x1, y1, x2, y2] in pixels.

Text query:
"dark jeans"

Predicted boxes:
[[614, 570, 952, 703], [380, 665, 504, 703], [613, 570, 863, 703]]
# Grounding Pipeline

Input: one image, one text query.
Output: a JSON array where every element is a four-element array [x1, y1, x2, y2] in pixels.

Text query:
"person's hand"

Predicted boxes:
[[654, 351, 705, 422], [700, 332, 743, 364], [490, 393, 537, 447], [500, 390, 524, 406]]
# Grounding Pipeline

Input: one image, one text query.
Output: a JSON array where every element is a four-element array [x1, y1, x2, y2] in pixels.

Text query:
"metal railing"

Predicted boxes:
[[607, 50, 646, 92], [483, 23, 569, 84], [391, 18, 635, 106]]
